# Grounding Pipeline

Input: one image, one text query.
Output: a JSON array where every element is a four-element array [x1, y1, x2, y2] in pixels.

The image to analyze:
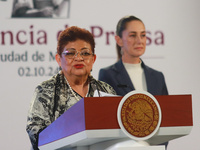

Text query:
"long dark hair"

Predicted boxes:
[[116, 15, 143, 60]]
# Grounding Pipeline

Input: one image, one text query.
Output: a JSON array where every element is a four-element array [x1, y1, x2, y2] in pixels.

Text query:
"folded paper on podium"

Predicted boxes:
[[38, 93, 192, 150]]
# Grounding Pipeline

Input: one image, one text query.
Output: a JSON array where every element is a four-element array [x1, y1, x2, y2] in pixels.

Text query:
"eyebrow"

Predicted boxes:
[[129, 31, 146, 34], [81, 47, 90, 50], [65, 47, 90, 51]]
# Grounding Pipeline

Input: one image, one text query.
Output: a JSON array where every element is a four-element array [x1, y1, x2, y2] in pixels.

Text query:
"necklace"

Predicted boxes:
[[64, 76, 80, 101]]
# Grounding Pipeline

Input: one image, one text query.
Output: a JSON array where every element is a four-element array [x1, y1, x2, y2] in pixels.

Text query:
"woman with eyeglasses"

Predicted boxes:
[[26, 26, 116, 150]]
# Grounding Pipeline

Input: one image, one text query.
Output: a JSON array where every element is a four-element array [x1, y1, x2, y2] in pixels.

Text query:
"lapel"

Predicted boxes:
[[114, 59, 135, 93], [142, 60, 154, 94]]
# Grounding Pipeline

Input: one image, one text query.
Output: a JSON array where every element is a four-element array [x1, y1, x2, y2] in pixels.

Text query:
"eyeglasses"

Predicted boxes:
[[62, 49, 94, 60]]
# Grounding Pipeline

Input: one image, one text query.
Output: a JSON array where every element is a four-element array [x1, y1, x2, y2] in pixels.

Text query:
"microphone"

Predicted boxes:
[[94, 83, 101, 97], [89, 76, 103, 97]]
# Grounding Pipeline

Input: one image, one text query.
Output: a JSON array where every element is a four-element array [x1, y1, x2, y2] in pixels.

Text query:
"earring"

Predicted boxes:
[[120, 49, 124, 55]]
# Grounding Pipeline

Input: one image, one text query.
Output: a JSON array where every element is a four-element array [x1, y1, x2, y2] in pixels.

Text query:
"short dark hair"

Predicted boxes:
[[57, 26, 95, 55], [116, 15, 143, 60]]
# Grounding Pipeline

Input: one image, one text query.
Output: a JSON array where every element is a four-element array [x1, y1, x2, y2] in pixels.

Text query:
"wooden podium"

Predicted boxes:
[[38, 94, 193, 150]]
